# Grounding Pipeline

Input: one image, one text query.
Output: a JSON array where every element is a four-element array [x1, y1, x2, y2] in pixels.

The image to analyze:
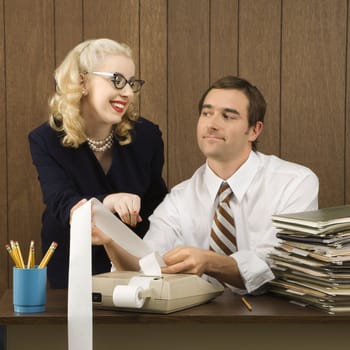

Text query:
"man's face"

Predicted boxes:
[[197, 88, 260, 164]]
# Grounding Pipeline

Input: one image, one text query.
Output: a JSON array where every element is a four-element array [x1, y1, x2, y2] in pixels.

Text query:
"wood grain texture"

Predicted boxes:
[[140, 0, 168, 182], [210, 0, 238, 82], [1, 0, 350, 291], [281, 0, 347, 207], [5, 0, 54, 286], [239, 0, 281, 156], [83, 0, 139, 65], [346, 0, 350, 204], [0, 289, 348, 324], [0, 0, 8, 290], [168, 0, 209, 187], [54, 0, 83, 66]]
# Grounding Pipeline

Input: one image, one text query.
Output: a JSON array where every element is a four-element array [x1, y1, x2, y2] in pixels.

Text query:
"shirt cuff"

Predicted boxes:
[[231, 250, 275, 294]]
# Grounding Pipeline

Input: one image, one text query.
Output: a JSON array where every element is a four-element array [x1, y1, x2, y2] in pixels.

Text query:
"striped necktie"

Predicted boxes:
[[209, 182, 237, 255]]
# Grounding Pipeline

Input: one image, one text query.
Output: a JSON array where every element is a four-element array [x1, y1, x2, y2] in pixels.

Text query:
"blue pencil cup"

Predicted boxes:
[[13, 267, 47, 313]]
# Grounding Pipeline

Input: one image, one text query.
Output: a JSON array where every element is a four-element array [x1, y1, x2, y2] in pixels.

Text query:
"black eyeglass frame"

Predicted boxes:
[[85, 71, 145, 93]]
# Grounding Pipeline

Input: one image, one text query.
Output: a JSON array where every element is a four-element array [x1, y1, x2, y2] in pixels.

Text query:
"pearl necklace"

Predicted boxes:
[[86, 130, 114, 152]]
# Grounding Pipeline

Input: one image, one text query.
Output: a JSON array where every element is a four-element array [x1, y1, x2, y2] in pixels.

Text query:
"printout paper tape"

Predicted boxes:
[[68, 201, 93, 350], [68, 198, 163, 350], [139, 251, 165, 276]]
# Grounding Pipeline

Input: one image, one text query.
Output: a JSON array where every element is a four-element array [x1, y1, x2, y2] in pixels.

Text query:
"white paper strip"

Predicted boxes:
[[68, 201, 93, 350], [91, 198, 153, 257], [68, 198, 163, 350], [139, 251, 165, 276]]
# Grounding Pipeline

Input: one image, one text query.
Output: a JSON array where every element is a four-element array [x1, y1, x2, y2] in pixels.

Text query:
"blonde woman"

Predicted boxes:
[[29, 38, 167, 288]]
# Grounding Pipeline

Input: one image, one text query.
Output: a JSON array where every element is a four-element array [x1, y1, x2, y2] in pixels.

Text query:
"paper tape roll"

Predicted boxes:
[[113, 285, 145, 308]]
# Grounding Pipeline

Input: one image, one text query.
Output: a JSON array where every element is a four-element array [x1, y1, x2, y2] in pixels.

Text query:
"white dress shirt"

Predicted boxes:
[[144, 151, 319, 294]]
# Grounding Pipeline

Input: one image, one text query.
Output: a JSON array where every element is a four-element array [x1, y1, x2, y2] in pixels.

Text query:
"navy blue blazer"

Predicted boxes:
[[29, 117, 168, 288]]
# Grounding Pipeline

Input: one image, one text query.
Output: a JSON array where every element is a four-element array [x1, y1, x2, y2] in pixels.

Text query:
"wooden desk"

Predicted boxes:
[[0, 289, 350, 350]]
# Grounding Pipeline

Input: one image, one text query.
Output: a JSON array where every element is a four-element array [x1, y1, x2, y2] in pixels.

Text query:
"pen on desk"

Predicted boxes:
[[27, 240, 35, 269], [38, 241, 58, 268], [241, 297, 252, 312]]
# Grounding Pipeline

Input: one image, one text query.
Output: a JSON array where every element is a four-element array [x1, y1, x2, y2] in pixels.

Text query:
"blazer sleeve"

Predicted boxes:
[[28, 127, 89, 227]]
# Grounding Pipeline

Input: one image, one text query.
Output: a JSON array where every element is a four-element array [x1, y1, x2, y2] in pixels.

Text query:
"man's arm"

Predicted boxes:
[[161, 246, 245, 289]]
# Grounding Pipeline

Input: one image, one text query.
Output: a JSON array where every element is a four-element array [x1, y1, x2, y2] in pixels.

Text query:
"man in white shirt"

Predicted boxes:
[[94, 75, 319, 294]]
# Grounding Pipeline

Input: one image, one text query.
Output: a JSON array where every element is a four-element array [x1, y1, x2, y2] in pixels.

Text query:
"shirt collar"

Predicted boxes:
[[204, 151, 260, 202]]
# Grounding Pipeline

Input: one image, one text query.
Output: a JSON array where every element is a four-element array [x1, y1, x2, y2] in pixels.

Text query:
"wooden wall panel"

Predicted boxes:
[[140, 0, 168, 182], [168, 0, 209, 187], [55, 0, 83, 66], [0, 0, 8, 290], [83, 0, 140, 69], [346, 0, 350, 204], [239, 0, 281, 156], [1, 0, 350, 291], [210, 0, 238, 82], [5, 0, 54, 282], [282, 0, 347, 208]]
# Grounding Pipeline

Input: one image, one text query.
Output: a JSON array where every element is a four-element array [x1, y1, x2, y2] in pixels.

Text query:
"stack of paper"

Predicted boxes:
[[268, 205, 350, 314]]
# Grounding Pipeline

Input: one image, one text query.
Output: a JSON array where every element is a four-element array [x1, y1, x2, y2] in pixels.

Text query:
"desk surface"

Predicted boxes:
[[1, 288, 350, 325]]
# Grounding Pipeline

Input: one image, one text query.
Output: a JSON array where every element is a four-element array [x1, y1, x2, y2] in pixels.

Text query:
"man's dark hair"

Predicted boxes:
[[198, 76, 266, 151]]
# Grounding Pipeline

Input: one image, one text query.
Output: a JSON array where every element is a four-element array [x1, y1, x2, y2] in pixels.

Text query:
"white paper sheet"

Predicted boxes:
[[68, 201, 93, 350], [68, 198, 163, 350], [91, 198, 153, 257]]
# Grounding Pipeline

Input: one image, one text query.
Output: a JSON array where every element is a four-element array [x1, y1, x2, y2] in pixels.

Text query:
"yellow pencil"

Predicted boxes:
[[38, 241, 58, 268], [27, 240, 35, 269], [10, 240, 24, 268], [5, 244, 21, 267], [10, 240, 19, 265], [241, 297, 252, 312], [15, 241, 25, 268]]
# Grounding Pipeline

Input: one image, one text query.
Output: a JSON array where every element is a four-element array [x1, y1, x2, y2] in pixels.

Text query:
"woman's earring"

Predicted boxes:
[[82, 89, 88, 96]]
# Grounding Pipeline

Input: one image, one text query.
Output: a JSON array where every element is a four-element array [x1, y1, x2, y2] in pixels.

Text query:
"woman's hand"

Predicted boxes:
[[69, 198, 88, 223], [91, 223, 113, 246], [103, 193, 142, 227]]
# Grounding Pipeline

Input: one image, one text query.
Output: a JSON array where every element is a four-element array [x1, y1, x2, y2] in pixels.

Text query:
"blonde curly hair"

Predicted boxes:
[[49, 38, 139, 147]]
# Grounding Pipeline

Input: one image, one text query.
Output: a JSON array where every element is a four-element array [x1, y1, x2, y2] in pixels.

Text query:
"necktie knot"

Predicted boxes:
[[218, 182, 232, 204]]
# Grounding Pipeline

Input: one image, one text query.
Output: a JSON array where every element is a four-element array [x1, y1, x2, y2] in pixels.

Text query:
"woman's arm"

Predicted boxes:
[[92, 224, 140, 271]]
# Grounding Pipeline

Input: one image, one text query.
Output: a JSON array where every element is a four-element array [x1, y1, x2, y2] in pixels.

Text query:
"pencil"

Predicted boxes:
[[15, 241, 25, 268], [241, 297, 252, 311], [27, 240, 35, 269], [38, 241, 58, 268], [5, 244, 21, 267], [10, 240, 20, 266]]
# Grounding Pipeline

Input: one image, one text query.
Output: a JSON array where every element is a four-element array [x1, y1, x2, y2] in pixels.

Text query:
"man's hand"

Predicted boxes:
[[161, 246, 244, 289], [161, 246, 209, 275]]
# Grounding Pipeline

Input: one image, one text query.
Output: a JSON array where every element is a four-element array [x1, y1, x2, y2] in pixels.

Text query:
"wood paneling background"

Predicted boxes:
[[0, 0, 349, 289]]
